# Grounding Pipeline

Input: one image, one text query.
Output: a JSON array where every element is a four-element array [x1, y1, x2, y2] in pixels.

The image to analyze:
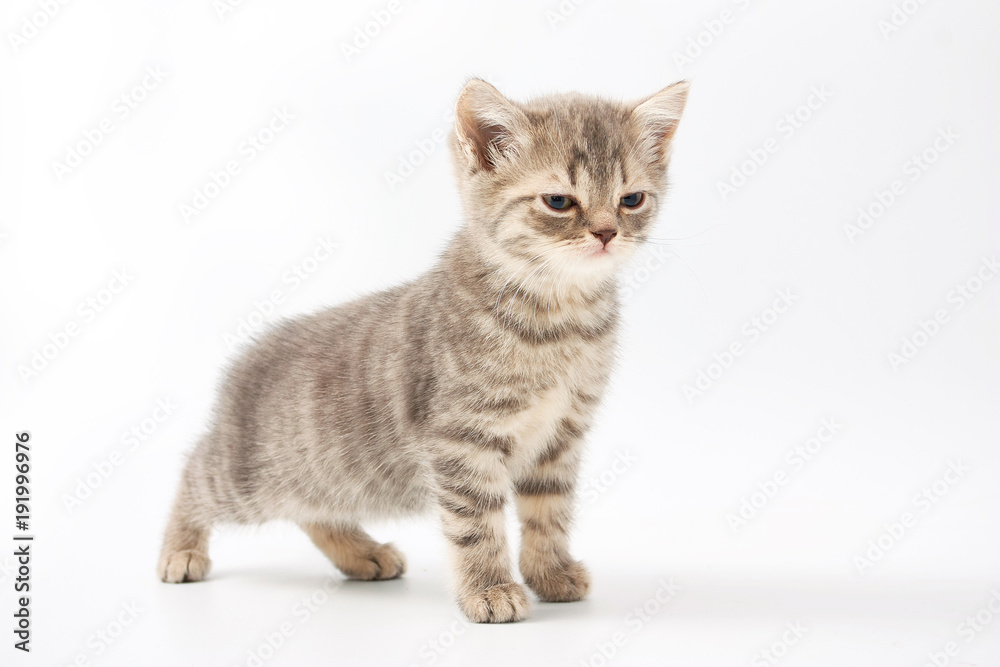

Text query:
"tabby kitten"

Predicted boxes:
[[158, 78, 689, 623]]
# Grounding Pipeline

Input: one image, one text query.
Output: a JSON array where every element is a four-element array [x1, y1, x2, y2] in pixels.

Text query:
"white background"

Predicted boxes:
[[1, 0, 998, 665]]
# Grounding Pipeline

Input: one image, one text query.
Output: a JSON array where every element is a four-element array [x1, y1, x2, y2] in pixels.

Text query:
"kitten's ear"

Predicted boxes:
[[632, 80, 690, 164], [454, 79, 527, 172]]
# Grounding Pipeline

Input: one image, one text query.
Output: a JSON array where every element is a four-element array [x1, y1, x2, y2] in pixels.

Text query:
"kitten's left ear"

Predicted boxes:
[[632, 80, 690, 163], [454, 79, 528, 172]]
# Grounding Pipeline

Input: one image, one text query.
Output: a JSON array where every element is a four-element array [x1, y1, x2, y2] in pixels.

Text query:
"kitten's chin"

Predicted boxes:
[[584, 240, 632, 265], [558, 243, 630, 285]]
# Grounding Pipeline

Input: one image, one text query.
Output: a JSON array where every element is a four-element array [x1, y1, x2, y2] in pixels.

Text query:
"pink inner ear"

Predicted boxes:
[[454, 79, 524, 172], [478, 122, 511, 170], [633, 114, 683, 165], [652, 120, 680, 156], [461, 119, 511, 171]]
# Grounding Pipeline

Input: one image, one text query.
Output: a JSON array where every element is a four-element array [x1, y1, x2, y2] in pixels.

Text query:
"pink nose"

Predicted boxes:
[[592, 229, 617, 246]]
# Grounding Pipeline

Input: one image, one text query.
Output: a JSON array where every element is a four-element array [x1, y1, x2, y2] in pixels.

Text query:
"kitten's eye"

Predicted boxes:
[[542, 195, 575, 211], [620, 192, 644, 208]]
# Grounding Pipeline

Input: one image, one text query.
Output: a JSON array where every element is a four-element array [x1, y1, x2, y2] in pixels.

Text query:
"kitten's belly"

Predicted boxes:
[[285, 384, 583, 521], [288, 452, 432, 523]]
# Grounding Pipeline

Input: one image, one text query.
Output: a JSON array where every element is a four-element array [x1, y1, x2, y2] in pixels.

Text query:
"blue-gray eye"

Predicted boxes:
[[543, 195, 574, 211], [621, 192, 644, 208]]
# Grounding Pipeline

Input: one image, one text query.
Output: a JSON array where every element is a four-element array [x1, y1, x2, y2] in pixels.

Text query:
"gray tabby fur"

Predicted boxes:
[[158, 78, 689, 623]]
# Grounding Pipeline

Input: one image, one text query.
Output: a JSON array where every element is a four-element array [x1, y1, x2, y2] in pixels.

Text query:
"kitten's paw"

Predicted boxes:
[[340, 543, 406, 581], [459, 582, 531, 623], [525, 560, 590, 602], [158, 550, 212, 583]]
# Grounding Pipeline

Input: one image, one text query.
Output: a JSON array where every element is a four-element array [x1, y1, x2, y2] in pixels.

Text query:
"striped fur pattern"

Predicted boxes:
[[158, 79, 689, 623]]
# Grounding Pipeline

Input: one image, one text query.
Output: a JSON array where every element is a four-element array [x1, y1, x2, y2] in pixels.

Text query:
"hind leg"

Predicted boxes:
[[301, 522, 406, 581], [158, 476, 213, 583]]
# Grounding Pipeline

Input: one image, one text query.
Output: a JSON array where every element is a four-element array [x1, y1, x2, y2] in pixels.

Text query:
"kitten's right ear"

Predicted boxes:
[[632, 80, 690, 164], [454, 79, 526, 172]]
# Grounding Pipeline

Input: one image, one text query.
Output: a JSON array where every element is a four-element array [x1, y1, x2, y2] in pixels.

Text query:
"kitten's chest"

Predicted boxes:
[[500, 335, 614, 471], [502, 380, 577, 472]]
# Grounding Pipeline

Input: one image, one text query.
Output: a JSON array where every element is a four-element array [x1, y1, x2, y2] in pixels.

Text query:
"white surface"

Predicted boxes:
[[2, 0, 999, 665]]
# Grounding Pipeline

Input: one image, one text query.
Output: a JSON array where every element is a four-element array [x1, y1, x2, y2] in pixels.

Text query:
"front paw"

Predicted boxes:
[[458, 582, 531, 623], [524, 560, 590, 602]]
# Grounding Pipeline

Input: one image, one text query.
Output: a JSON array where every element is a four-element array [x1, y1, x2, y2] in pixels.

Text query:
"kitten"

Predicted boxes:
[[158, 78, 689, 623]]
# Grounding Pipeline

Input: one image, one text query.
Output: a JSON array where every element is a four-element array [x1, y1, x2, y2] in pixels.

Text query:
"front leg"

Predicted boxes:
[[515, 417, 590, 602], [432, 429, 529, 623]]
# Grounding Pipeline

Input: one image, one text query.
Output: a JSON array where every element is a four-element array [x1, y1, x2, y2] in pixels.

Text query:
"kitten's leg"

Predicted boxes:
[[158, 475, 213, 583], [433, 440, 528, 623], [515, 422, 590, 602], [301, 523, 406, 581]]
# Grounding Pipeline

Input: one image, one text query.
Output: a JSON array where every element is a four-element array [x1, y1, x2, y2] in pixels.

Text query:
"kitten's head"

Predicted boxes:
[[450, 79, 689, 292]]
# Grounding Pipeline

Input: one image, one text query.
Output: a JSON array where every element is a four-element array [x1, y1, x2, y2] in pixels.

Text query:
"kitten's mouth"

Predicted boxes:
[[587, 243, 614, 258]]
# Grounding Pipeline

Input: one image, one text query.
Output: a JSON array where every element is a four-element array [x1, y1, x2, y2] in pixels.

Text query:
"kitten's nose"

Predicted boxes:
[[592, 229, 617, 246]]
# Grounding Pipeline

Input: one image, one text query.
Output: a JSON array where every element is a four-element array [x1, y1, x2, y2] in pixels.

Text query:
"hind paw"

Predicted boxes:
[[338, 543, 406, 581], [159, 550, 211, 583]]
